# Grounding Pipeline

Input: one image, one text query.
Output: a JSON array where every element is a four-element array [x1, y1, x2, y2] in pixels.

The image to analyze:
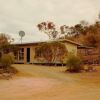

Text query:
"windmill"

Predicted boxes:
[[19, 31, 25, 43]]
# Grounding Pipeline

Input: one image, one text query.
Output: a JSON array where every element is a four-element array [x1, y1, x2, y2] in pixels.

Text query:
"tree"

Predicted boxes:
[[75, 22, 100, 47], [60, 25, 75, 37], [50, 42, 68, 64], [0, 34, 9, 45], [80, 20, 88, 27], [37, 22, 58, 39], [0, 33, 15, 54], [66, 13, 100, 48], [37, 12, 100, 48], [35, 42, 68, 64], [60, 24, 86, 38], [0, 33, 18, 76]]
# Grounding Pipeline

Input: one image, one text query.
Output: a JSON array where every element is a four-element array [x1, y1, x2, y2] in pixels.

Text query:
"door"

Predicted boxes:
[[27, 48, 30, 63]]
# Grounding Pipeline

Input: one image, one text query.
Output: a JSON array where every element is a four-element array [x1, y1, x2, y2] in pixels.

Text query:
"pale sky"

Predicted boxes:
[[0, 0, 100, 43]]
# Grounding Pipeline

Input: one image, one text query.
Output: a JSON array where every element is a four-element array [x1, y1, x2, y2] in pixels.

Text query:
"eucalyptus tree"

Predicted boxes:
[[0, 33, 16, 54], [37, 22, 58, 39]]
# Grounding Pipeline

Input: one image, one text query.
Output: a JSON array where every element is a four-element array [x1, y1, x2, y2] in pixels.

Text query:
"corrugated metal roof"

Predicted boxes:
[[13, 39, 83, 46]]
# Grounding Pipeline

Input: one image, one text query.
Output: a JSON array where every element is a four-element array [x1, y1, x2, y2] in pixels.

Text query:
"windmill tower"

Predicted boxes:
[[19, 31, 25, 43]]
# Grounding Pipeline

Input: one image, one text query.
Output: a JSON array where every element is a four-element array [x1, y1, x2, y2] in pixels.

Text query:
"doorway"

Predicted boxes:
[[27, 48, 30, 63]]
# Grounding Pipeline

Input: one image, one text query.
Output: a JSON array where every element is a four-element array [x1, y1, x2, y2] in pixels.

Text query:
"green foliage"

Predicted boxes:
[[66, 53, 83, 72], [0, 53, 15, 69]]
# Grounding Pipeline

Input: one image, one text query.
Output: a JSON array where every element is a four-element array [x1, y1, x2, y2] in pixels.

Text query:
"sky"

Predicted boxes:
[[0, 0, 100, 43]]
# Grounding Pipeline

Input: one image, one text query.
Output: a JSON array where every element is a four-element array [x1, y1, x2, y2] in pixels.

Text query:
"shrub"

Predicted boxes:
[[35, 42, 68, 63], [0, 53, 15, 69], [66, 53, 83, 72]]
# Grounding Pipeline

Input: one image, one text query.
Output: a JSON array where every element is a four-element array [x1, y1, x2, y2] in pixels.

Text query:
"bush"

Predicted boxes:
[[35, 42, 68, 63], [0, 53, 15, 69], [66, 54, 83, 72]]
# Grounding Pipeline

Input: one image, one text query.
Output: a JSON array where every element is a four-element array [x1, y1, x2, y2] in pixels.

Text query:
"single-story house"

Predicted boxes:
[[14, 39, 81, 64]]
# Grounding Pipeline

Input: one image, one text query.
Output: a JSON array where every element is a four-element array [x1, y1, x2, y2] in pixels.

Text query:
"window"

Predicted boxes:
[[14, 52, 18, 60], [19, 48, 24, 60], [14, 48, 24, 61]]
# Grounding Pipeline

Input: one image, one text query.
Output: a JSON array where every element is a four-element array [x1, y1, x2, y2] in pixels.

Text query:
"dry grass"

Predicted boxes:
[[0, 64, 100, 100]]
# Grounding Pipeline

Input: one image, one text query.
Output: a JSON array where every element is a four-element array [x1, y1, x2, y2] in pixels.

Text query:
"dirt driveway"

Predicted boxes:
[[0, 64, 100, 100]]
